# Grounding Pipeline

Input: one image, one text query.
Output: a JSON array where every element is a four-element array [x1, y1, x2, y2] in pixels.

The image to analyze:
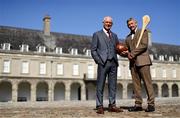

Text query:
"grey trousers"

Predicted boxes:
[[96, 59, 118, 107]]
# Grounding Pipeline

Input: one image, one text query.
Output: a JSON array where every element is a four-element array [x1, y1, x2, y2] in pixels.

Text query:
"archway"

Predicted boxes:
[[18, 81, 31, 101], [36, 82, 48, 101], [70, 83, 81, 100], [127, 83, 134, 99], [54, 82, 65, 101], [0, 81, 12, 102], [116, 83, 123, 99], [153, 84, 158, 97], [162, 84, 169, 97], [86, 83, 96, 100], [172, 84, 178, 97]]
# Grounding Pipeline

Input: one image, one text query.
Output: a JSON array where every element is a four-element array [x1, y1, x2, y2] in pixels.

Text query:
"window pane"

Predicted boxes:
[[3, 60, 10, 73], [88, 64, 94, 78], [40, 63, 46, 74], [57, 64, 63, 75], [73, 64, 79, 75], [22, 62, 29, 74]]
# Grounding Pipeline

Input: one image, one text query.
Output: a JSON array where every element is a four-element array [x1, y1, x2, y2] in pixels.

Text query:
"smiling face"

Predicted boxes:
[[103, 16, 113, 31], [127, 18, 137, 32]]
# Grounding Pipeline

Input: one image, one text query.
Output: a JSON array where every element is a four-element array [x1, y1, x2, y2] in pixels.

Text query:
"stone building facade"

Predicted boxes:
[[0, 16, 180, 102]]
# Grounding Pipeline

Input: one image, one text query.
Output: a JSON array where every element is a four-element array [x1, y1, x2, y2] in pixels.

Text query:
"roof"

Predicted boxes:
[[0, 25, 180, 60]]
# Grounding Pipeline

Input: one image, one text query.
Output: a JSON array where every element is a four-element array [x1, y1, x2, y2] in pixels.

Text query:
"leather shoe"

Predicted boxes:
[[128, 106, 143, 112], [108, 105, 123, 112], [145, 105, 155, 112], [96, 106, 104, 114]]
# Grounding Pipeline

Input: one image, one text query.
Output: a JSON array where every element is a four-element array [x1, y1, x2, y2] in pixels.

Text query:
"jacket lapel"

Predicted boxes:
[[132, 29, 141, 49], [100, 30, 109, 47]]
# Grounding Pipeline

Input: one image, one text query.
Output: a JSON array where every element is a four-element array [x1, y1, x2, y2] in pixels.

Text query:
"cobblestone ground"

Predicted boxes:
[[0, 98, 180, 118]]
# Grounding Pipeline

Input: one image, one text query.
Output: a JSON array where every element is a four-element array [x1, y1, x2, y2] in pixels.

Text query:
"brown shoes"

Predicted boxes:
[[108, 104, 123, 112], [96, 106, 104, 114], [96, 105, 123, 114]]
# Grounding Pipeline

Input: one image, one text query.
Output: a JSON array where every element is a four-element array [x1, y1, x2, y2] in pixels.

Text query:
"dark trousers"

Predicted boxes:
[[130, 65, 155, 107], [96, 59, 117, 107]]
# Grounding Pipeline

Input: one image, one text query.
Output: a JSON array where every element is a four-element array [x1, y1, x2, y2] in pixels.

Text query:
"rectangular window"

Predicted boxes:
[[87, 64, 94, 78], [38, 46, 46, 53], [73, 64, 79, 75], [22, 61, 29, 74], [86, 50, 91, 56], [159, 55, 164, 61], [172, 69, 176, 78], [150, 54, 154, 61], [3, 60, 10, 73], [57, 64, 63, 75], [55, 47, 62, 54], [39, 62, 46, 75], [162, 69, 166, 78], [169, 56, 174, 62], [2, 43, 10, 50], [71, 48, 78, 55], [21, 44, 29, 52], [151, 68, 156, 78]]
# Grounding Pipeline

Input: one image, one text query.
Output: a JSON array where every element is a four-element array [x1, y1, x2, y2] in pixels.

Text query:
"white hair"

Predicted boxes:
[[103, 16, 113, 22]]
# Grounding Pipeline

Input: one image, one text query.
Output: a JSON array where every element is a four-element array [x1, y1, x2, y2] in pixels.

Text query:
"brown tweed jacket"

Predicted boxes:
[[125, 29, 152, 67]]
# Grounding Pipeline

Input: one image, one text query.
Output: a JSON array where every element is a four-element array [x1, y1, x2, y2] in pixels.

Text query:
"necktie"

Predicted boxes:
[[107, 31, 111, 39]]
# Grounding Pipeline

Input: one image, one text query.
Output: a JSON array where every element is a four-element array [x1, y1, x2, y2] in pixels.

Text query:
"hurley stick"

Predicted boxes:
[[136, 15, 150, 48]]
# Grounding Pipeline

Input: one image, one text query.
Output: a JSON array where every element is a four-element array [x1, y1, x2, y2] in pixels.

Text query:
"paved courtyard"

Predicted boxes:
[[0, 97, 180, 118]]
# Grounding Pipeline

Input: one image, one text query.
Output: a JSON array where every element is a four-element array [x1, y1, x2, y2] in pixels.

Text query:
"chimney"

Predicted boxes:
[[43, 15, 51, 36]]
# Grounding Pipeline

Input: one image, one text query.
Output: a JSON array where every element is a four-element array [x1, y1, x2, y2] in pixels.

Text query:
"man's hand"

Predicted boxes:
[[128, 53, 133, 60], [121, 50, 128, 55]]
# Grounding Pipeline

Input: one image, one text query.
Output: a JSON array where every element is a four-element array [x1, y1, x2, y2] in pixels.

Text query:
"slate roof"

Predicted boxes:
[[0, 25, 180, 61]]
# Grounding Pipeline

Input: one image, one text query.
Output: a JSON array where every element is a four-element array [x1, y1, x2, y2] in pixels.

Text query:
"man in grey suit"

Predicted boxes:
[[122, 17, 155, 112], [91, 16, 123, 114]]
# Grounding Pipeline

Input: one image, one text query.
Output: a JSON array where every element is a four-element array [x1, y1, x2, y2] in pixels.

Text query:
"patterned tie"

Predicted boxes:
[[107, 31, 111, 39]]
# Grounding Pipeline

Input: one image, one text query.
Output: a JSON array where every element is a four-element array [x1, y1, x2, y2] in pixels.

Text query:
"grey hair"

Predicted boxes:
[[103, 16, 113, 22], [126, 17, 137, 24]]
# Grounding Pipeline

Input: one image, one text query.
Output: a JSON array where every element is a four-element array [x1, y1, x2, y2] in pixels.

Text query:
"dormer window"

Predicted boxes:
[[37, 45, 46, 53], [159, 55, 164, 61], [2, 43, 10, 50], [70, 48, 78, 55], [150, 54, 154, 61], [20, 44, 29, 52], [55, 47, 62, 54], [169, 56, 174, 62], [85, 49, 91, 56]]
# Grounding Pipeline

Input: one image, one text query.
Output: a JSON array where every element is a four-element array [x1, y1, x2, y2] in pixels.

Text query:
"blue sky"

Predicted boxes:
[[0, 0, 179, 45]]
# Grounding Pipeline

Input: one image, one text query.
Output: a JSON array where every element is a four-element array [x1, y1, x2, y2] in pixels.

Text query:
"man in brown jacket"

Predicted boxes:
[[122, 17, 155, 112]]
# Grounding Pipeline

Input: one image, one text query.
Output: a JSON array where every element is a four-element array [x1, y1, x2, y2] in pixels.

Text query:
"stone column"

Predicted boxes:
[[31, 83, 36, 102], [48, 82, 53, 101], [81, 83, 86, 100], [168, 83, 172, 97], [65, 82, 71, 101], [157, 83, 162, 98], [51, 83, 54, 101], [12, 82, 18, 102], [178, 83, 180, 97], [122, 82, 128, 99]]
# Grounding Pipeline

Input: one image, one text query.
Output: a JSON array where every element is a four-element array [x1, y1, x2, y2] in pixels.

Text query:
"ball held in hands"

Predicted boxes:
[[116, 43, 128, 55]]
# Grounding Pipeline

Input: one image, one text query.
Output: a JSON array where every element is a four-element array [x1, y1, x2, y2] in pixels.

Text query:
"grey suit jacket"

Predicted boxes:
[[125, 29, 152, 67], [91, 30, 119, 65]]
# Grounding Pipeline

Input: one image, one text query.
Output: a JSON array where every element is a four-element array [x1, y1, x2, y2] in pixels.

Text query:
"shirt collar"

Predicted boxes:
[[103, 28, 111, 36]]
